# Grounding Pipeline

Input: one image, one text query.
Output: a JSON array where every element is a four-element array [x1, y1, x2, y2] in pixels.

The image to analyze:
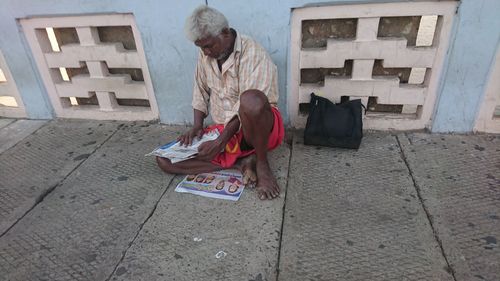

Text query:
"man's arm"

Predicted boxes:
[[179, 51, 211, 146], [217, 115, 240, 146], [192, 108, 206, 130], [178, 109, 206, 146]]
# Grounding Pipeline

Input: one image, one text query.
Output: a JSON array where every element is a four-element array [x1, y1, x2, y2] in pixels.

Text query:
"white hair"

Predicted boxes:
[[184, 5, 229, 42]]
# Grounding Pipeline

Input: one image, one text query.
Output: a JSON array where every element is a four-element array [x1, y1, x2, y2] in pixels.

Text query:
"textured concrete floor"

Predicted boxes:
[[0, 118, 498, 281]]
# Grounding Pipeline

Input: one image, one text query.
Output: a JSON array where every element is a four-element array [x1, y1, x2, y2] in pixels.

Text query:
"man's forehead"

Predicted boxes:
[[195, 36, 216, 47]]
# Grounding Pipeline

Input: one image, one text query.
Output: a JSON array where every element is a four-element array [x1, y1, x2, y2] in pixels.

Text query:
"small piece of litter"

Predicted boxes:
[[193, 237, 202, 242], [215, 251, 227, 259]]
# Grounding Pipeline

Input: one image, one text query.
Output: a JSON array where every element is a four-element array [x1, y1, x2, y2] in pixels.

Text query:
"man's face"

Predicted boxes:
[[195, 30, 231, 60]]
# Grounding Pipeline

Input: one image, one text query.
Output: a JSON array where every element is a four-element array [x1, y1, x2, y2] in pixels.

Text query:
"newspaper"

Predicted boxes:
[[175, 169, 245, 201], [146, 130, 220, 163]]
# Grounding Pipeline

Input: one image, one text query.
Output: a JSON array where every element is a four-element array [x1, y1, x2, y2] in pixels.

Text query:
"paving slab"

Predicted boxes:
[[0, 122, 178, 281], [109, 144, 291, 281], [0, 120, 116, 235], [0, 119, 47, 154], [0, 118, 15, 130], [279, 133, 453, 281], [399, 133, 500, 281]]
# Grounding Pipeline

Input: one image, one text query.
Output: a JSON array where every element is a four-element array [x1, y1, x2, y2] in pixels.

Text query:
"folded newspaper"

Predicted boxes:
[[146, 130, 220, 163], [175, 169, 245, 201]]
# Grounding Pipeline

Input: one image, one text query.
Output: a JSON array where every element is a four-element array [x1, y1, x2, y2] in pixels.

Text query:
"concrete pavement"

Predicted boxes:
[[0, 118, 498, 281]]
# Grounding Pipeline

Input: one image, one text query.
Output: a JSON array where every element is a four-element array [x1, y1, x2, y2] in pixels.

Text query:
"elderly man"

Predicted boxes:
[[156, 5, 284, 200]]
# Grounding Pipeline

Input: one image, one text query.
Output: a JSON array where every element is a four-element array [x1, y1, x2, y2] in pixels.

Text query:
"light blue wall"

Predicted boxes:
[[0, 2, 54, 119], [431, 0, 500, 132], [1, 0, 499, 132], [0, 0, 204, 121]]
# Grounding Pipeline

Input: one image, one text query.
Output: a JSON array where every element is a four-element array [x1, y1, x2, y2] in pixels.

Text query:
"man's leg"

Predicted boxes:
[[156, 157, 221, 175], [239, 89, 279, 200]]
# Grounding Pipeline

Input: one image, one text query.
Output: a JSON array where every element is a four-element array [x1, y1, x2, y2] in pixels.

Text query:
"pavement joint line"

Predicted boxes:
[[395, 133, 458, 281], [0, 119, 51, 156], [104, 174, 176, 281], [275, 140, 294, 281], [0, 122, 121, 238]]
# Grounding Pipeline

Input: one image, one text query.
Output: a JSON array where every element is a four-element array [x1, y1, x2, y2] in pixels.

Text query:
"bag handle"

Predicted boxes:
[[361, 103, 367, 115]]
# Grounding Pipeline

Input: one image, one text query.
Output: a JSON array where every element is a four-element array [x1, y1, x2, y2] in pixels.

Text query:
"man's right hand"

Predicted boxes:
[[178, 126, 204, 146]]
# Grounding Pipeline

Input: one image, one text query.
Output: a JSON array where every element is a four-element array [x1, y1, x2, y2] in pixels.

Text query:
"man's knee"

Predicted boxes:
[[239, 89, 269, 116]]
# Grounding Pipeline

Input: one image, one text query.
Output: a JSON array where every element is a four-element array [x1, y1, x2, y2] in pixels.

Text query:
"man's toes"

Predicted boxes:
[[257, 187, 280, 199], [243, 174, 250, 185], [244, 177, 253, 187], [258, 188, 270, 200], [272, 186, 280, 195], [259, 192, 267, 200], [250, 172, 257, 183], [271, 190, 279, 198], [243, 170, 257, 186], [266, 191, 274, 200], [247, 173, 257, 185]]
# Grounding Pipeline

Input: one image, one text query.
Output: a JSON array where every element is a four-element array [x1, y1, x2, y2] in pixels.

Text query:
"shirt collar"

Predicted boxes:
[[233, 29, 242, 55]]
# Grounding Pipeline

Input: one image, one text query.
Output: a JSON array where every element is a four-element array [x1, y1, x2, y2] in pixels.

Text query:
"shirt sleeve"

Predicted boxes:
[[192, 54, 210, 116], [229, 43, 279, 123]]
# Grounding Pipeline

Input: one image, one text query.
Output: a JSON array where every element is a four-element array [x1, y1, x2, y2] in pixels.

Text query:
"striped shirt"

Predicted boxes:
[[192, 31, 279, 125]]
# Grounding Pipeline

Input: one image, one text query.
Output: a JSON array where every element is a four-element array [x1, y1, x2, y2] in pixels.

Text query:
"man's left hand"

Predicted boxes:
[[197, 139, 224, 161]]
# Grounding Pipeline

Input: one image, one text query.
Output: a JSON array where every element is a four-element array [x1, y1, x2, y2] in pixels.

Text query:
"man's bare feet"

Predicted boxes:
[[236, 155, 257, 186], [235, 155, 279, 200], [255, 159, 279, 200]]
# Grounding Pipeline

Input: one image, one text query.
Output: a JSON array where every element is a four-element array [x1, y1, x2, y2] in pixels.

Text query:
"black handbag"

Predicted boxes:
[[304, 93, 364, 149]]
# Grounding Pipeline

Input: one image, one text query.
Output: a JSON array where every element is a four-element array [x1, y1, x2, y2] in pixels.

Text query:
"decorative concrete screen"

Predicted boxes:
[[475, 48, 500, 133], [289, 1, 457, 130], [0, 50, 26, 118], [21, 14, 158, 120]]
